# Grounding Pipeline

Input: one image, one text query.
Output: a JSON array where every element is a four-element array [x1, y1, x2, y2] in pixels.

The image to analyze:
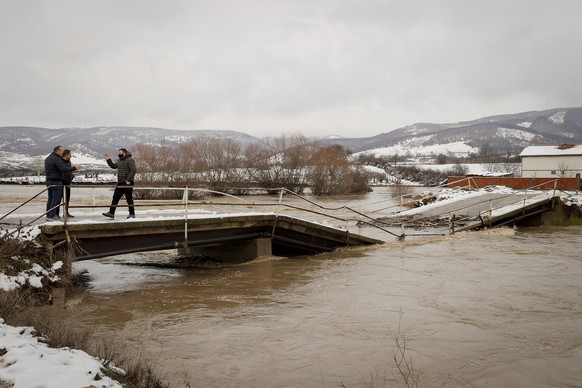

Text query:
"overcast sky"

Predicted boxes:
[[1, 0, 581, 138]]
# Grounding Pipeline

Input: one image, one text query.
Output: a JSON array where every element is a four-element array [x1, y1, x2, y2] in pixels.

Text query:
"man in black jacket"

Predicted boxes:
[[45, 146, 81, 221], [102, 148, 137, 219]]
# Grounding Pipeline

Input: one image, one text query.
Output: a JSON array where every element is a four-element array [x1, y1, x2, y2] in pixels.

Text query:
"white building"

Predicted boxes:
[[519, 144, 582, 178]]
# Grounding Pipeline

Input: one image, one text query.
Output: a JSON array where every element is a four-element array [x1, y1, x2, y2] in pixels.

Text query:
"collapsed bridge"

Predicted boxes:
[[39, 213, 384, 262]]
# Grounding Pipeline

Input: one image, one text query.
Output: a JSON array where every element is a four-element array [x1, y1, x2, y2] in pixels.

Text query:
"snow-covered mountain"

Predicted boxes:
[[319, 107, 582, 156], [0, 126, 261, 158]]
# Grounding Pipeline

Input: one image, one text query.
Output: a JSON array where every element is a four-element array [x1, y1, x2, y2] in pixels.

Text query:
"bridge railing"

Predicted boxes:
[[382, 177, 566, 233], [2, 179, 575, 241], [0, 184, 404, 240]]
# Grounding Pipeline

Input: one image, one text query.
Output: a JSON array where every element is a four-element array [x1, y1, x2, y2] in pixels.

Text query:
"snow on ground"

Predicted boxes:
[[414, 163, 517, 176], [67, 152, 108, 166], [395, 186, 513, 216], [361, 165, 387, 176], [354, 140, 479, 158], [0, 319, 123, 388], [416, 163, 489, 174], [391, 185, 582, 218], [363, 163, 516, 181], [0, 260, 63, 292]]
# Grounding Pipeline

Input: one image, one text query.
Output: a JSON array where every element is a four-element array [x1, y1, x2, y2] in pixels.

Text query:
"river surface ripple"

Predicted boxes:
[[49, 226, 580, 388]]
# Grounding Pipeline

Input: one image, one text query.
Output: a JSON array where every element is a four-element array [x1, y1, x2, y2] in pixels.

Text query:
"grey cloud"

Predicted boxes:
[[1, 0, 581, 137]]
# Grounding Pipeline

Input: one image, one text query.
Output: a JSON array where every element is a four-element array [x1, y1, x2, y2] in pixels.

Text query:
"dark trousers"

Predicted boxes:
[[46, 180, 63, 218], [64, 185, 71, 211], [109, 186, 135, 215]]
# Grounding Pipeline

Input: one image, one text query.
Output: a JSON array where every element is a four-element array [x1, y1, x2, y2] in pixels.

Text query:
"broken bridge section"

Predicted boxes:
[[39, 214, 384, 262]]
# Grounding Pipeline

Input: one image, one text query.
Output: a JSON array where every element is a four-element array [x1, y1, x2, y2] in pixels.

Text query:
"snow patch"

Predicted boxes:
[[361, 165, 388, 176], [0, 319, 124, 388], [355, 140, 478, 158], [548, 111, 566, 124], [496, 127, 536, 141]]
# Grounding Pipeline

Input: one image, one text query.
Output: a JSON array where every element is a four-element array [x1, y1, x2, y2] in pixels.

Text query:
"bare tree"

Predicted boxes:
[[486, 162, 520, 176], [307, 145, 351, 195], [389, 178, 413, 198], [252, 133, 310, 192], [197, 137, 242, 190], [133, 143, 159, 185], [558, 161, 572, 178]]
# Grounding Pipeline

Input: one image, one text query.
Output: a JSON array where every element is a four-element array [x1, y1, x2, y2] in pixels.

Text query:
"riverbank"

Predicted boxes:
[[0, 233, 170, 388]]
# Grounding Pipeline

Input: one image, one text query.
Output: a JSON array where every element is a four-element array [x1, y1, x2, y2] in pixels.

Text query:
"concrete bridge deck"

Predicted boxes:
[[384, 191, 557, 232], [40, 213, 384, 261]]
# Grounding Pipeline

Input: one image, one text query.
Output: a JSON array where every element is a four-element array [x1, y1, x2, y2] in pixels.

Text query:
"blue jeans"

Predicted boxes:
[[46, 180, 63, 218]]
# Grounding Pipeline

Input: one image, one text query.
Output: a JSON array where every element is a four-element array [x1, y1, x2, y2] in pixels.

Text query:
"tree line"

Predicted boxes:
[[132, 134, 371, 196]]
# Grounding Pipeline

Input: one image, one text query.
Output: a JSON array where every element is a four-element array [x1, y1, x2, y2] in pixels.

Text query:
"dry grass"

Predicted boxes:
[[338, 310, 420, 388], [0, 231, 171, 388], [10, 307, 171, 388], [390, 313, 420, 388], [0, 289, 37, 321], [389, 179, 414, 199]]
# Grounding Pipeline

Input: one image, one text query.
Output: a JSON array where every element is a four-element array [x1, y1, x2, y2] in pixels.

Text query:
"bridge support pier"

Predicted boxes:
[[178, 238, 273, 261]]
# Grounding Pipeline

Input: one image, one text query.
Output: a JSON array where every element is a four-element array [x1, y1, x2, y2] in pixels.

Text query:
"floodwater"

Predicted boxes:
[[3, 185, 582, 387]]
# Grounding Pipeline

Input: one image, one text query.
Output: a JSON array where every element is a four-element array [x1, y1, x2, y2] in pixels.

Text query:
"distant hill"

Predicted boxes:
[[317, 107, 582, 156], [0, 126, 262, 158], [1, 107, 582, 175]]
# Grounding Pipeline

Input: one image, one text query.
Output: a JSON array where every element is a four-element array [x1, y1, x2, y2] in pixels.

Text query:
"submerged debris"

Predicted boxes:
[[360, 214, 474, 230]]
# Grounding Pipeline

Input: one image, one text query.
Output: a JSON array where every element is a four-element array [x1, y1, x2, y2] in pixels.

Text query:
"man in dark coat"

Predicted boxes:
[[44, 146, 81, 221], [102, 148, 137, 219]]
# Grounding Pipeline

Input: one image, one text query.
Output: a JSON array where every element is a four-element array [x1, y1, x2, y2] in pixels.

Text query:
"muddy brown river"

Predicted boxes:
[[3, 185, 582, 387]]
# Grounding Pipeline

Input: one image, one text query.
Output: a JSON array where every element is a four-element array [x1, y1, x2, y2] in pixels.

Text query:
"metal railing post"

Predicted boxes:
[[489, 199, 493, 226], [92, 187, 96, 213], [270, 188, 285, 239], [183, 186, 189, 251]]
